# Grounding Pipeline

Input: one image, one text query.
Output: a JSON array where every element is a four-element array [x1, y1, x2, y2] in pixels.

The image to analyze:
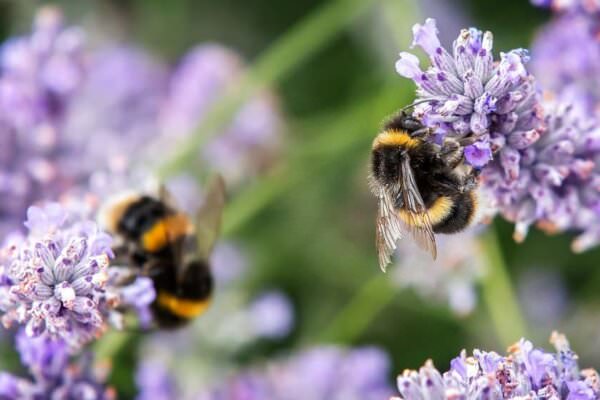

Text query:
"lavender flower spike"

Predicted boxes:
[[396, 19, 543, 175], [483, 98, 600, 250], [0, 330, 115, 399], [531, 0, 600, 14], [394, 332, 600, 399], [0, 203, 154, 350]]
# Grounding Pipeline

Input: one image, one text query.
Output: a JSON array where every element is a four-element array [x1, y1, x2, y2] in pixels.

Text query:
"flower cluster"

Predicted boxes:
[[483, 99, 600, 250], [394, 332, 599, 399], [531, 0, 600, 14], [0, 7, 86, 236], [137, 346, 394, 399], [396, 18, 543, 169], [531, 13, 600, 115], [157, 44, 283, 188], [397, 19, 600, 249], [62, 46, 167, 181], [0, 8, 285, 237], [0, 330, 114, 399], [0, 203, 154, 350], [392, 229, 486, 315]]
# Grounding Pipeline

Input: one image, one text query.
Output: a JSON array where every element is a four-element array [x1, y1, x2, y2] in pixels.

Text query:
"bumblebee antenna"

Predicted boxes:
[[399, 99, 435, 113]]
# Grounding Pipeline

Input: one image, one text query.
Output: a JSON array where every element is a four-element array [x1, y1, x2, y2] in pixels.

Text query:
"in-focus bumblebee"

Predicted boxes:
[[99, 176, 225, 328], [369, 109, 479, 270]]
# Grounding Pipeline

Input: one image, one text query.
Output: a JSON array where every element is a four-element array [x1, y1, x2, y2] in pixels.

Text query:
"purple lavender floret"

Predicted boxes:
[[0, 203, 155, 350], [62, 46, 167, 180], [159, 44, 283, 188], [135, 360, 177, 400], [482, 99, 600, 250], [394, 332, 599, 400], [0, 7, 86, 235], [142, 346, 394, 399], [531, 14, 600, 114], [531, 0, 600, 14], [0, 330, 115, 399], [247, 290, 294, 339], [396, 18, 544, 171]]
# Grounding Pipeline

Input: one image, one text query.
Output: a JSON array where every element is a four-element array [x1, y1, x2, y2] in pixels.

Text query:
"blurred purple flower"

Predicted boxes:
[[0, 203, 154, 350], [518, 267, 570, 327], [394, 332, 599, 399], [392, 229, 486, 315], [0, 9, 285, 236], [62, 46, 167, 179], [159, 44, 283, 188], [396, 19, 544, 172], [0, 330, 114, 399], [531, 13, 600, 114], [531, 0, 600, 14], [248, 290, 294, 339], [0, 6, 86, 236], [136, 360, 177, 400], [143, 346, 393, 399]]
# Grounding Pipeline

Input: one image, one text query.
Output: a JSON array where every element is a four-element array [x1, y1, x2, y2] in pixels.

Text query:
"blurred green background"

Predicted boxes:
[[5, 0, 600, 396]]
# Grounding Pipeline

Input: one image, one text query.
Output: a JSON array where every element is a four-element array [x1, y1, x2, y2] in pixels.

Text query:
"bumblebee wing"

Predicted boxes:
[[195, 174, 226, 261], [374, 185, 404, 271], [158, 183, 180, 211], [397, 156, 437, 259]]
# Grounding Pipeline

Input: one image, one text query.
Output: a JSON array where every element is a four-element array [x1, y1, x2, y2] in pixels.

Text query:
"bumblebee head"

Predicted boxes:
[[98, 191, 142, 234]]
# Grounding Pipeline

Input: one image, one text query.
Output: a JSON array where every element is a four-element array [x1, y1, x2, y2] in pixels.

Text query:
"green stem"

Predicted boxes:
[[480, 227, 528, 347], [157, 0, 382, 178], [318, 273, 396, 343], [223, 83, 409, 235], [94, 330, 132, 361]]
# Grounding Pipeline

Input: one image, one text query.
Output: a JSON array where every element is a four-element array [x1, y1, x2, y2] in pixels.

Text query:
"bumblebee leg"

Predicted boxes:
[[439, 138, 463, 169], [460, 168, 481, 192], [400, 118, 424, 132], [410, 127, 434, 139], [457, 136, 478, 147]]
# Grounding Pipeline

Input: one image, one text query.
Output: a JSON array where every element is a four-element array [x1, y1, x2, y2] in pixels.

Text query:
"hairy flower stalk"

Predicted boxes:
[[393, 332, 599, 400], [0, 203, 154, 350]]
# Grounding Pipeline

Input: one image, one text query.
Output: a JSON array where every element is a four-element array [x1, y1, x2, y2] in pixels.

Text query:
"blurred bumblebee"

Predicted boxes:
[[99, 176, 226, 328], [369, 108, 479, 270]]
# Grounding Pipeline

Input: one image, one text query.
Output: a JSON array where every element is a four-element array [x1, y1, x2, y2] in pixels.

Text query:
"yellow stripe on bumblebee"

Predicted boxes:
[[372, 130, 420, 149], [157, 291, 211, 319]]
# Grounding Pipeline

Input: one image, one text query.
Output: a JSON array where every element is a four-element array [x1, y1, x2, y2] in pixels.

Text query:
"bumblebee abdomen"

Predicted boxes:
[[151, 258, 213, 327], [432, 191, 477, 234]]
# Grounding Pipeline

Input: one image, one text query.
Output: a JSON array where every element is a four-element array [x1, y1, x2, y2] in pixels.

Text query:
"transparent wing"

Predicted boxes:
[[371, 156, 437, 271], [373, 185, 404, 271], [397, 156, 437, 260], [195, 174, 226, 261]]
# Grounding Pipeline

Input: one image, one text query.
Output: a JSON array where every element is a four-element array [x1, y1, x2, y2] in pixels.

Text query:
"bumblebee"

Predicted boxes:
[[369, 110, 479, 270], [99, 176, 225, 328]]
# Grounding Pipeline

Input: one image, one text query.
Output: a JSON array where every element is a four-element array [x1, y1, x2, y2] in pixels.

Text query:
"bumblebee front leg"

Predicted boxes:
[[439, 137, 464, 169]]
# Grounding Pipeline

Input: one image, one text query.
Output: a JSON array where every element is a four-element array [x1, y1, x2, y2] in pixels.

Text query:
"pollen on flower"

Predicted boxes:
[[0, 203, 155, 351]]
